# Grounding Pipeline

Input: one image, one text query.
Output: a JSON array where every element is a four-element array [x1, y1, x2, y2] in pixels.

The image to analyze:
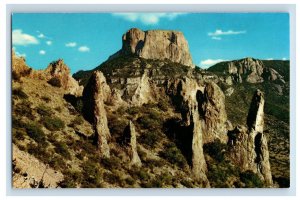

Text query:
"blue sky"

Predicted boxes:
[[12, 13, 289, 73]]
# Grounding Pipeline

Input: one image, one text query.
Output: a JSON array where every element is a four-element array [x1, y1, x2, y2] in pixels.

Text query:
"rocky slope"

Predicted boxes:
[[12, 28, 289, 188]]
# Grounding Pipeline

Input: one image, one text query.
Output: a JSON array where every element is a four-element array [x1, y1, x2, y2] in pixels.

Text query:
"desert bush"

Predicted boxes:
[[103, 171, 123, 185], [138, 130, 161, 147], [13, 129, 26, 141], [101, 156, 121, 170], [42, 116, 65, 131], [52, 140, 71, 160], [69, 115, 84, 128], [27, 142, 51, 164], [203, 139, 227, 163], [158, 101, 169, 112], [58, 169, 81, 188], [125, 176, 135, 186], [127, 106, 140, 115], [181, 179, 194, 188], [48, 154, 67, 170], [41, 96, 51, 103], [14, 100, 35, 120], [47, 77, 62, 87], [239, 170, 263, 188], [80, 160, 103, 188], [24, 122, 47, 145], [12, 87, 28, 99], [159, 143, 186, 168], [36, 104, 53, 117], [137, 115, 161, 130]]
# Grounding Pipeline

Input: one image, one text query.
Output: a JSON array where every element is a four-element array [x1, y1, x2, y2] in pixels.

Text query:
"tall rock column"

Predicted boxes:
[[228, 89, 273, 186], [82, 71, 111, 158], [123, 121, 142, 166]]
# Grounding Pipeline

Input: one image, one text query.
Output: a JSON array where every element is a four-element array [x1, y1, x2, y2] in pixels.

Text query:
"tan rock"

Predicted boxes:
[[123, 121, 142, 166], [198, 82, 228, 144], [113, 28, 194, 67], [228, 90, 273, 186], [44, 59, 83, 96], [82, 71, 111, 157]]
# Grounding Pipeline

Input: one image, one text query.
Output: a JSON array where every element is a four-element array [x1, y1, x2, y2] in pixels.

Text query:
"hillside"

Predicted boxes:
[[12, 28, 290, 188]]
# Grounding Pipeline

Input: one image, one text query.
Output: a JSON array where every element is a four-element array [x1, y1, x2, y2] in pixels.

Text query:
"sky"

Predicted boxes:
[[12, 13, 290, 73]]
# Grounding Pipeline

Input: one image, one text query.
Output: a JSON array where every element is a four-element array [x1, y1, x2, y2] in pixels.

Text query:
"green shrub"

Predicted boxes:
[[42, 116, 65, 131], [24, 122, 47, 145], [125, 177, 135, 186], [138, 130, 161, 147], [41, 96, 51, 103], [52, 140, 71, 160], [159, 143, 186, 168], [203, 139, 227, 163], [240, 170, 263, 188], [158, 101, 169, 111], [127, 106, 140, 115], [47, 77, 62, 87], [181, 179, 194, 188], [69, 116, 84, 128], [58, 169, 81, 188], [27, 142, 51, 163], [14, 100, 35, 120], [103, 171, 122, 185], [80, 160, 103, 188], [101, 156, 121, 170], [12, 87, 28, 99], [13, 129, 26, 141], [36, 104, 53, 117]]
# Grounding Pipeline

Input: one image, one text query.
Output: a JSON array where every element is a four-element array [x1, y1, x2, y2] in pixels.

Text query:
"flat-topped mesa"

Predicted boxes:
[[112, 28, 194, 67]]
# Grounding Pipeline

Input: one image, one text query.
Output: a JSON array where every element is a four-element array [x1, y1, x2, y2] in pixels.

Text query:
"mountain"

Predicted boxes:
[[12, 28, 289, 188]]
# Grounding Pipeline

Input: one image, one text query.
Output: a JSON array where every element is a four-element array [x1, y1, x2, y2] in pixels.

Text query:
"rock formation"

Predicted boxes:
[[123, 121, 142, 166], [12, 50, 32, 79], [44, 59, 83, 96], [82, 71, 111, 157], [167, 77, 209, 186], [110, 28, 194, 67], [197, 82, 228, 144], [228, 89, 273, 186]]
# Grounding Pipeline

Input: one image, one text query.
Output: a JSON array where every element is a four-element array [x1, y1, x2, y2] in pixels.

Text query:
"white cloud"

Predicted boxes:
[[15, 51, 26, 58], [208, 29, 246, 37], [212, 36, 221, 40], [39, 50, 46, 55], [38, 33, 45, 38], [65, 42, 77, 47], [78, 46, 90, 52], [12, 29, 39, 46], [199, 59, 226, 68], [46, 41, 52, 45], [112, 13, 185, 25], [282, 57, 287, 60], [266, 58, 273, 60]]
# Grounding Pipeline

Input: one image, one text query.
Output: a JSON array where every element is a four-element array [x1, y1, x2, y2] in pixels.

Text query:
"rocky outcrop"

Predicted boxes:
[[12, 50, 32, 79], [82, 71, 111, 157], [12, 144, 63, 188], [197, 82, 228, 144], [123, 121, 141, 166], [167, 77, 209, 186], [110, 28, 194, 67], [228, 90, 273, 186], [44, 59, 83, 96]]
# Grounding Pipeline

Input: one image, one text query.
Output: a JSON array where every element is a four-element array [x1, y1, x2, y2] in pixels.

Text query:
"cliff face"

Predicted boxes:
[[111, 28, 194, 67]]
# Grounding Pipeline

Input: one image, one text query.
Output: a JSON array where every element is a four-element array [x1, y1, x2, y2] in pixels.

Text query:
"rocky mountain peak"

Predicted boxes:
[[110, 28, 194, 67]]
